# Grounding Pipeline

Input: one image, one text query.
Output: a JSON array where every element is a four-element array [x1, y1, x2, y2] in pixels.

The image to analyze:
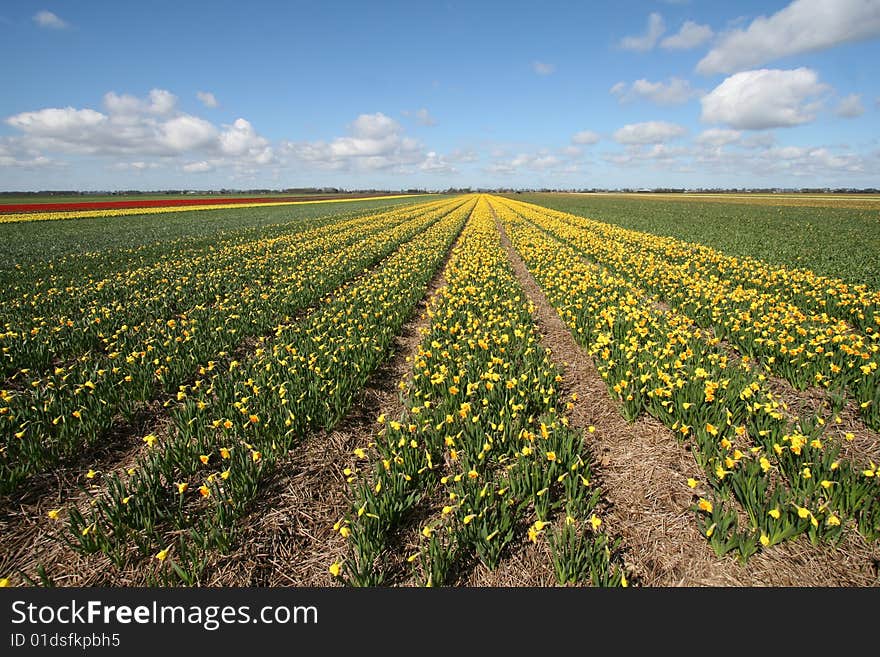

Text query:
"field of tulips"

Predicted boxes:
[[1, 192, 877, 588], [492, 195, 879, 562]]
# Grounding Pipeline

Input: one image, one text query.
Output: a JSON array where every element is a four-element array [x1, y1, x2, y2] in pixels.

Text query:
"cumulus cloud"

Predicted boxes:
[[835, 93, 865, 118], [104, 89, 177, 116], [603, 144, 689, 167], [218, 118, 273, 163], [610, 77, 701, 105], [697, 0, 880, 74], [419, 151, 456, 174], [532, 61, 556, 75], [486, 152, 570, 175], [284, 112, 432, 172], [571, 130, 600, 145], [700, 68, 829, 129], [33, 10, 68, 29], [613, 121, 687, 144], [182, 161, 213, 173], [620, 13, 666, 51], [112, 161, 159, 171], [4, 89, 274, 170], [196, 91, 218, 108], [695, 128, 742, 146], [660, 20, 714, 49]]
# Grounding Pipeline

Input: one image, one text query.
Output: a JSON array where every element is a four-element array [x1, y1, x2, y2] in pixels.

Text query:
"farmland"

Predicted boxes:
[[1, 193, 878, 587]]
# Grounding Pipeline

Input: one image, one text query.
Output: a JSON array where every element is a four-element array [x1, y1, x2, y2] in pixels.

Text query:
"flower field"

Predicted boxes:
[[1, 193, 878, 587]]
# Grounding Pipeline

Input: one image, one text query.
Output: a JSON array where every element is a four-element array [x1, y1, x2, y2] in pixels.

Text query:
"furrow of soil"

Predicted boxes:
[[204, 220, 468, 587], [493, 208, 880, 587], [0, 223, 442, 586]]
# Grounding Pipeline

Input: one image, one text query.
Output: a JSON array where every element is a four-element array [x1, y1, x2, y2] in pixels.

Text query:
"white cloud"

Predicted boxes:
[[4, 89, 273, 169], [695, 128, 742, 146], [486, 152, 570, 175], [700, 68, 829, 129], [697, 0, 880, 74], [7, 107, 107, 139], [532, 61, 556, 75], [835, 93, 865, 118], [112, 161, 160, 171], [104, 89, 177, 116], [660, 20, 714, 49], [33, 10, 68, 29], [610, 77, 701, 105], [613, 121, 687, 144], [158, 115, 217, 152], [620, 13, 666, 51], [196, 91, 218, 108], [284, 112, 430, 172], [560, 145, 582, 158], [571, 130, 600, 145], [420, 151, 456, 174], [218, 118, 273, 164], [182, 161, 213, 173]]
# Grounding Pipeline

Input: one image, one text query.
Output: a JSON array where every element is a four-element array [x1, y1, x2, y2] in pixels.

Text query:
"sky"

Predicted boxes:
[[1, 0, 879, 191]]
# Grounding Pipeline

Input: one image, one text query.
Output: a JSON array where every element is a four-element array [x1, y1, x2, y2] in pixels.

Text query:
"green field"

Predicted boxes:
[[0, 195, 431, 284], [512, 193, 880, 288], [0, 191, 390, 205]]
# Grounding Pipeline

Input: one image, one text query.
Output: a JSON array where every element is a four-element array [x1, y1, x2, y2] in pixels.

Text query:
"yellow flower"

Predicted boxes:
[[339, 527, 351, 538], [687, 478, 698, 489], [705, 423, 718, 436], [796, 505, 809, 519], [251, 450, 262, 463], [85, 469, 97, 479], [442, 505, 454, 515], [156, 548, 169, 561], [590, 515, 602, 530], [0, 578, 9, 587], [198, 484, 211, 498], [697, 498, 713, 513], [463, 514, 476, 525], [176, 482, 188, 494], [199, 454, 210, 465], [421, 526, 433, 538], [827, 514, 841, 527], [468, 469, 479, 479], [220, 447, 230, 459], [249, 414, 259, 424], [760, 457, 771, 473], [47, 508, 61, 520], [223, 419, 233, 429], [329, 562, 342, 577], [760, 533, 770, 547], [143, 434, 157, 447], [546, 451, 557, 462], [768, 508, 781, 520]]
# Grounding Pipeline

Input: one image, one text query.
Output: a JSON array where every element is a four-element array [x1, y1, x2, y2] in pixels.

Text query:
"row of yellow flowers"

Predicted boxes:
[[62, 197, 475, 582], [1, 198, 462, 495], [499, 198, 880, 430], [338, 196, 626, 586], [0, 194, 422, 224], [493, 196, 879, 561], [2, 199, 435, 379]]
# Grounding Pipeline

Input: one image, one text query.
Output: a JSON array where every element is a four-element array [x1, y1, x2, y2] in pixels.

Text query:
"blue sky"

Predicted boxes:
[[1, 0, 879, 190]]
